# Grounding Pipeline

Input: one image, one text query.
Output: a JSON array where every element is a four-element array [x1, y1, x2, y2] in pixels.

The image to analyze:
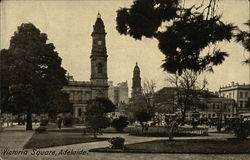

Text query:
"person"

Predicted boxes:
[[58, 117, 62, 130]]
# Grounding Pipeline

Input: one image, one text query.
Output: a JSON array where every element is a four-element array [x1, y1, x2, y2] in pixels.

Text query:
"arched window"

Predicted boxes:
[[97, 63, 103, 73]]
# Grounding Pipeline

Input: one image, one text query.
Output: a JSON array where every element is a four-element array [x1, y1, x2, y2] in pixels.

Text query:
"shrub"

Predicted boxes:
[[111, 116, 129, 132], [233, 119, 250, 139], [40, 119, 49, 126], [35, 126, 47, 133], [108, 137, 125, 149], [63, 117, 75, 127]]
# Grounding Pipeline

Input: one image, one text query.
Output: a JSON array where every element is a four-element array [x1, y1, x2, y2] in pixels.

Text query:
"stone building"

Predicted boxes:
[[62, 13, 109, 121], [219, 82, 250, 115], [194, 97, 236, 120], [108, 81, 129, 105], [152, 87, 236, 124]]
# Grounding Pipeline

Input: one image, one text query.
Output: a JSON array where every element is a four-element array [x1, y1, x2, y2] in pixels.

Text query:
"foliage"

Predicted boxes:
[[135, 111, 152, 131], [111, 116, 129, 132], [63, 117, 75, 127], [85, 98, 116, 138], [0, 23, 72, 130], [164, 115, 179, 140], [235, 20, 250, 64], [166, 70, 207, 123], [108, 137, 125, 149], [116, 0, 235, 74], [233, 119, 250, 139]]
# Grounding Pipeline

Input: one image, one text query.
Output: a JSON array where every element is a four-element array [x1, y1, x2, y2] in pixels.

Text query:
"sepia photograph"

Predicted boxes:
[[0, 0, 249, 159]]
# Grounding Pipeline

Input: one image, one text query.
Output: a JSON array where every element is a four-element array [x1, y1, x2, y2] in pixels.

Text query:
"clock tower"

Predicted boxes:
[[90, 13, 108, 98], [131, 62, 142, 100]]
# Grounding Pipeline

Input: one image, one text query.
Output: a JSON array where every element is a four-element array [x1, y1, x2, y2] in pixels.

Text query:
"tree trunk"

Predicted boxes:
[[181, 110, 186, 124], [17, 114, 21, 125], [26, 112, 33, 130]]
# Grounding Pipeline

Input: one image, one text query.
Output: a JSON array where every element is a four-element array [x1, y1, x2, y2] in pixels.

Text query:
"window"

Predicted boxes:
[[213, 104, 215, 109], [245, 92, 248, 98], [240, 92, 243, 98], [97, 63, 103, 73], [77, 91, 82, 101], [78, 108, 82, 117], [86, 92, 91, 100], [224, 104, 227, 109], [74, 91, 78, 100], [229, 93, 231, 98], [223, 93, 225, 97], [69, 92, 73, 100], [239, 101, 243, 108]]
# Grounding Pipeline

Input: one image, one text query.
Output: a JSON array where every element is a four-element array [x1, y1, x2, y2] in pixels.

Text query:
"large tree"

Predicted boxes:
[[85, 97, 116, 138], [116, 0, 235, 74], [132, 80, 156, 131], [0, 23, 71, 130], [235, 20, 250, 64], [166, 70, 207, 123]]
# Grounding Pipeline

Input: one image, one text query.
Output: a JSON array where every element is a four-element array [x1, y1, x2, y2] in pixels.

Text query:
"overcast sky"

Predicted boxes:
[[1, 0, 249, 94]]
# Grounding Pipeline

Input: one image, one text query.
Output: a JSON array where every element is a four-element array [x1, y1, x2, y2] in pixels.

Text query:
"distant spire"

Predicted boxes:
[[97, 11, 101, 18], [136, 62, 138, 66]]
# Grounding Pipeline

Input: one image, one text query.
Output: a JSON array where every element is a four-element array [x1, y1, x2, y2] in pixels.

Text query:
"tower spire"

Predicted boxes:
[[97, 11, 101, 18]]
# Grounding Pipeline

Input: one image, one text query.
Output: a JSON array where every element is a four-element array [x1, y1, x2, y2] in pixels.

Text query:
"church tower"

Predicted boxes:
[[131, 62, 142, 100], [90, 13, 109, 98]]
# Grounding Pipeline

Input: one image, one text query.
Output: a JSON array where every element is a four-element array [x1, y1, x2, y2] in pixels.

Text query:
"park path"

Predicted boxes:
[[0, 125, 249, 160], [0, 124, 40, 150]]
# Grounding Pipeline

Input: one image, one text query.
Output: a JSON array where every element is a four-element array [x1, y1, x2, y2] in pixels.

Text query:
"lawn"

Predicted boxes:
[[24, 132, 107, 149], [90, 138, 250, 154]]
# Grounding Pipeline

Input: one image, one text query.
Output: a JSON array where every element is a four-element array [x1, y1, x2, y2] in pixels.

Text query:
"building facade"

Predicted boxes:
[[194, 97, 236, 119], [62, 13, 109, 121], [108, 81, 129, 105], [219, 82, 250, 114], [152, 87, 236, 125]]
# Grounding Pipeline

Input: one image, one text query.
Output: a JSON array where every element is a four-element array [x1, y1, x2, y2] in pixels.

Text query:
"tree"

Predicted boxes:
[[133, 79, 156, 132], [85, 98, 116, 138], [235, 20, 250, 64], [116, 0, 235, 74], [233, 118, 250, 139], [166, 70, 207, 123], [111, 116, 129, 132], [135, 111, 152, 132], [0, 23, 71, 130]]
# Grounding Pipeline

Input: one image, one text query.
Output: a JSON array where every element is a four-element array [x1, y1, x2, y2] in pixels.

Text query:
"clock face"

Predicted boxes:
[[97, 40, 102, 45]]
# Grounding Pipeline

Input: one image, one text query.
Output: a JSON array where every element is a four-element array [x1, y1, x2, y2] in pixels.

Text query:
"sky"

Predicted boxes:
[[1, 0, 249, 95]]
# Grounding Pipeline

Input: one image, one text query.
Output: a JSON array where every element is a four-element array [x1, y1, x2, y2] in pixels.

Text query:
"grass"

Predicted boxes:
[[23, 132, 107, 149], [90, 138, 250, 154]]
